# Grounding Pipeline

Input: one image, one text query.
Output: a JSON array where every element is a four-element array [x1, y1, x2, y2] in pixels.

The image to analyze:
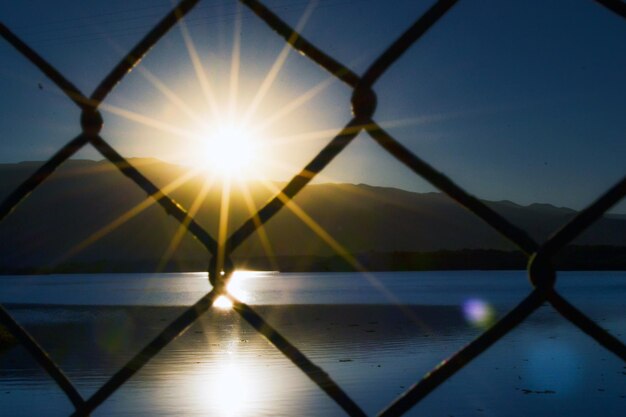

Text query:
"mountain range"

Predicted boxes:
[[0, 159, 624, 273]]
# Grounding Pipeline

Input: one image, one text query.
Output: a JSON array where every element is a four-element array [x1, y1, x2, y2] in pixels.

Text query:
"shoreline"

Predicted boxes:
[[2, 246, 625, 274]]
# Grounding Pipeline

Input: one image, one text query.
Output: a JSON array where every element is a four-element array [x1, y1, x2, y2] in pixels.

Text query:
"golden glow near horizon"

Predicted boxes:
[[212, 271, 254, 310], [213, 295, 234, 310], [225, 271, 251, 302]]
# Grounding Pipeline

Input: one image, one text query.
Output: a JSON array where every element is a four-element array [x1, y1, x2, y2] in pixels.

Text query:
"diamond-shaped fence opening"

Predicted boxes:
[[1, 0, 625, 416]]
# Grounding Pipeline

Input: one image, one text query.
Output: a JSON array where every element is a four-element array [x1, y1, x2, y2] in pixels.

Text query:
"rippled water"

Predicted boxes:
[[1, 271, 625, 416]]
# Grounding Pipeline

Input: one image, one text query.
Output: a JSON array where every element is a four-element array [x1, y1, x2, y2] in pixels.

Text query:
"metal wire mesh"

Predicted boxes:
[[1, 0, 625, 416]]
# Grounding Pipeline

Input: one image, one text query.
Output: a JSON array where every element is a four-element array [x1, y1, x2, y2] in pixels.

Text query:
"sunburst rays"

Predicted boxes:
[[236, 181, 278, 270], [66, 0, 336, 275], [156, 175, 217, 272], [57, 1, 453, 323], [254, 180, 402, 300], [54, 164, 203, 265], [177, 12, 221, 121], [228, 2, 242, 125], [240, 0, 317, 127]]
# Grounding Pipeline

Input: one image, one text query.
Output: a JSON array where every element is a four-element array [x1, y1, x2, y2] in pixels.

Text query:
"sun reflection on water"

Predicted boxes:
[[212, 270, 260, 310], [184, 357, 262, 417], [207, 362, 256, 417]]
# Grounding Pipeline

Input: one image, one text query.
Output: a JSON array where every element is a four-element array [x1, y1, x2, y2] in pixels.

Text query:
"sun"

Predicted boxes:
[[191, 123, 259, 179]]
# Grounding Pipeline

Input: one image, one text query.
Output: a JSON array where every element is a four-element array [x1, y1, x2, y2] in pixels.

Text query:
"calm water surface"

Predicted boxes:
[[1, 271, 625, 416]]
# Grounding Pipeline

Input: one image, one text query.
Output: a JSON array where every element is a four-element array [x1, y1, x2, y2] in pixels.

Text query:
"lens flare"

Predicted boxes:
[[463, 298, 496, 329]]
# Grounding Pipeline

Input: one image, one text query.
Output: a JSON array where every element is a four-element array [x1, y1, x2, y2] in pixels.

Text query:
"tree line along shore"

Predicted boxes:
[[2, 245, 625, 274]]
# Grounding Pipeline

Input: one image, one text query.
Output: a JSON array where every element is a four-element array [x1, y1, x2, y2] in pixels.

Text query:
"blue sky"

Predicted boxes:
[[1, 0, 625, 212]]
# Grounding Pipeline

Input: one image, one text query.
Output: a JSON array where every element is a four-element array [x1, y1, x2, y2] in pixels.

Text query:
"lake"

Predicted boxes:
[[1, 271, 625, 416]]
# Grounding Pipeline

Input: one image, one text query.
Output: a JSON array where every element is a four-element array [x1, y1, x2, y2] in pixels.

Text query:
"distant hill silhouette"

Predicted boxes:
[[0, 159, 624, 273]]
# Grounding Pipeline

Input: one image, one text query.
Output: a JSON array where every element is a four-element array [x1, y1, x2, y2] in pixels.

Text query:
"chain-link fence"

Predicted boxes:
[[1, 0, 625, 416]]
